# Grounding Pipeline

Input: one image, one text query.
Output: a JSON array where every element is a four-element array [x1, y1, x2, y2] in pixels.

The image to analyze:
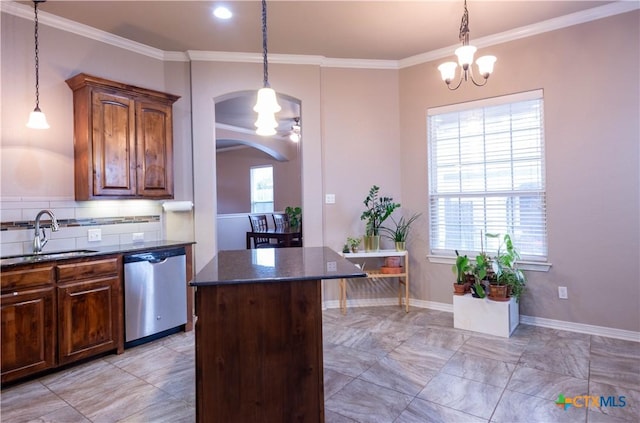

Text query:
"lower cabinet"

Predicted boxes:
[[1, 286, 56, 383], [57, 257, 123, 365], [57, 276, 121, 365], [1, 256, 123, 384]]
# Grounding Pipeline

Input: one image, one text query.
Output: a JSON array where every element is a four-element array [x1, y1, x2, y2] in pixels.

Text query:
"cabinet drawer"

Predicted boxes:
[[57, 257, 120, 282], [1, 265, 55, 292]]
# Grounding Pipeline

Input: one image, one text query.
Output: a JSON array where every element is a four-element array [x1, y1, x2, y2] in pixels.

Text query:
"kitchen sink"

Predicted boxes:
[[0, 249, 99, 264]]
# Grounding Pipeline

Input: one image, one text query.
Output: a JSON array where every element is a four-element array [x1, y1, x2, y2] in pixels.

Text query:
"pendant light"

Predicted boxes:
[[437, 0, 496, 90], [26, 0, 50, 129], [253, 0, 281, 136]]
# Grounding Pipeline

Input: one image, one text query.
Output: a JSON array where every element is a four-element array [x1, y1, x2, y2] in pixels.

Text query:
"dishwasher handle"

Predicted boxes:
[[124, 246, 186, 264]]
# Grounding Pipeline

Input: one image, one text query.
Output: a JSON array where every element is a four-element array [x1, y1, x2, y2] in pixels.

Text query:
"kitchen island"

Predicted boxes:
[[191, 247, 366, 423]]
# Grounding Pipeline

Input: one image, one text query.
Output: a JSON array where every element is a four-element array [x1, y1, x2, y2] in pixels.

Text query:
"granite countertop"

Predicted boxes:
[[192, 246, 366, 286], [0, 240, 194, 268]]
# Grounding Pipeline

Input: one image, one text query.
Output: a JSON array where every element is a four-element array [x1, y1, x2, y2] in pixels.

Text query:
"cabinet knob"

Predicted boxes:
[[13, 292, 18, 296]]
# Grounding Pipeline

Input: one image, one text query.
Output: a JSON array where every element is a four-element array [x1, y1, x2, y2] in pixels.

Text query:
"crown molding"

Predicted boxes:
[[3, 0, 637, 69], [399, 1, 640, 68], [1, 1, 188, 62]]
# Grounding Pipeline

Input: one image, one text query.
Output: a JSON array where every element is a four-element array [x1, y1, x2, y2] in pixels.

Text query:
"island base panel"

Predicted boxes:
[[195, 279, 324, 423]]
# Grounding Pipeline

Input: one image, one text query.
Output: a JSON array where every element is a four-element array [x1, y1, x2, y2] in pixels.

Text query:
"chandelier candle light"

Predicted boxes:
[[254, 0, 281, 136], [26, 0, 50, 129], [438, 0, 496, 90]]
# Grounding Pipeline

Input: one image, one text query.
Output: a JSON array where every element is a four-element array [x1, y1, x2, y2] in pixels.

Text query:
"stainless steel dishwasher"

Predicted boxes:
[[124, 247, 187, 345]]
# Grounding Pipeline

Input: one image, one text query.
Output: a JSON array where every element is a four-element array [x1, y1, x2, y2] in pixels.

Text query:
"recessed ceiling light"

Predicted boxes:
[[213, 6, 232, 20]]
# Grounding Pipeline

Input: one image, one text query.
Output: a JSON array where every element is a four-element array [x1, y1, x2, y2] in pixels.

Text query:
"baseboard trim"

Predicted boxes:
[[519, 315, 640, 342], [322, 297, 639, 342]]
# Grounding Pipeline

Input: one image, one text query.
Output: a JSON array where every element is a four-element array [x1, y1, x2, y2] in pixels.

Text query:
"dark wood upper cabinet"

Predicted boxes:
[[66, 73, 180, 200]]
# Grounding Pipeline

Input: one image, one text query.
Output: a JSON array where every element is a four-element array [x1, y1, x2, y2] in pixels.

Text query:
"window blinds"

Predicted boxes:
[[427, 90, 547, 260]]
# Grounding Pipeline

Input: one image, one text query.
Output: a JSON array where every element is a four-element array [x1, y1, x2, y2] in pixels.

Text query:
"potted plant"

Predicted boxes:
[[489, 234, 527, 302], [470, 252, 489, 298], [380, 212, 421, 251], [347, 237, 361, 253], [285, 206, 302, 229], [360, 185, 400, 251], [451, 251, 472, 295]]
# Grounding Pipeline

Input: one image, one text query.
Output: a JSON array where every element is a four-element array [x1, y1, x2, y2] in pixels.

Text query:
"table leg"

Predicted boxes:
[[340, 278, 346, 315]]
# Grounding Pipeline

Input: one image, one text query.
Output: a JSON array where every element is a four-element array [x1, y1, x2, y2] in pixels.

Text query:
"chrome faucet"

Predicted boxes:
[[33, 209, 59, 254]]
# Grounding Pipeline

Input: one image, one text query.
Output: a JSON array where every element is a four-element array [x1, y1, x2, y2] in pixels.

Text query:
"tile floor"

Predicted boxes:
[[1, 306, 639, 422]]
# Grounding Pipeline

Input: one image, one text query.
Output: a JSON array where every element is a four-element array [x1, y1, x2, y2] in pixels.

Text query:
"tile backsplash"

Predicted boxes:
[[0, 198, 164, 257]]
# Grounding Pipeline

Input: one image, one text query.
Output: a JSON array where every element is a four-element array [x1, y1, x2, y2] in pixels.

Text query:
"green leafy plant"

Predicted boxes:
[[380, 213, 421, 243], [347, 237, 361, 252], [285, 206, 302, 228], [451, 250, 472, 285], [491, 233, 527, 302], [360, 185, 400, 236]]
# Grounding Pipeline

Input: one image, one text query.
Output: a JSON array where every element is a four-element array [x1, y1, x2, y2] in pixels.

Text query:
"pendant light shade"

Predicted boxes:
[[27, 108, 50, 129], [253, 87, 281, 114], [26, 0, 49, 129], [254, 0, 280, 136]]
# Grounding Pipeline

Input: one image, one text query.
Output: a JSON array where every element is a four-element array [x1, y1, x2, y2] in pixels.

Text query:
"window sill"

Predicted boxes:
[[427, 255, 552, 272]]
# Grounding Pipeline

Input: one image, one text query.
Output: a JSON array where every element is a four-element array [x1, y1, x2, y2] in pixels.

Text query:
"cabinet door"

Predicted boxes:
[[92, 90, 137, 197], [57, 276, 121, 365], [136, 100, 174, 198], [1, 287, 56, 384]]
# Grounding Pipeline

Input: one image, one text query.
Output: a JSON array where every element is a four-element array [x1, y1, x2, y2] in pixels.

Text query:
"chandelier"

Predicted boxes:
[[253, 0, 281, 136], [437, 0, 496, 90], [26, 0, 50, 129]]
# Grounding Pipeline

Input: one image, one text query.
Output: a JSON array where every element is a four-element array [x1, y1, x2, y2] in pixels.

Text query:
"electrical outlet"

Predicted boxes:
[[87, 228, 102, 242], [325, 194, 336, 204], [558, 286, 568, 299], [132, 232, 144, 243]]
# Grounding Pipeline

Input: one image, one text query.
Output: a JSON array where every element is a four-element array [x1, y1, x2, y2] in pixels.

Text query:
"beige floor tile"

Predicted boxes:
[[520, 337, 591, 379], [492, 389, 587, 423], [396, 397, 487, 423], [440, 351, 516, 388], [506, 364, 588, 400], [325, 378, 413, 423], [324, 368, 355, 399], [588, 381, 640, 422], [0, 381, 68, 423], [417, 373, 503, 419], [118, 398, 194, 423], [25, 405, 90, 423]]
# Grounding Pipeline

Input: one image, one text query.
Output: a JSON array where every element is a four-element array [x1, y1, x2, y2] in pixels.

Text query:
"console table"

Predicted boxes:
[[340, 249, 409, 314], [191, 247, 365, 423]]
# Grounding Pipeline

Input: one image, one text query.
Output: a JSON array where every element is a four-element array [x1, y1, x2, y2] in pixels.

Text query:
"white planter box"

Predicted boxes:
[[453, 294, 519, 337]]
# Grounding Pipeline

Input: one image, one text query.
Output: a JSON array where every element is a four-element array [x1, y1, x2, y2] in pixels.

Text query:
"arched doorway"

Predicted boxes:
[[214, 91, 302, 250]]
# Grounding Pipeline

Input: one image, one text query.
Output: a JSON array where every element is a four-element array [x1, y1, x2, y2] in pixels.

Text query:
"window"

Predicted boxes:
[[428, 90, 547, 261], [250, 165, 274, 213]]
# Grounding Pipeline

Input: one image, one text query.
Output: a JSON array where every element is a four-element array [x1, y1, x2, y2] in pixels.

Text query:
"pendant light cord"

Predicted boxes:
[[33, 0, 41, 110], [261, 0, 270, 88]]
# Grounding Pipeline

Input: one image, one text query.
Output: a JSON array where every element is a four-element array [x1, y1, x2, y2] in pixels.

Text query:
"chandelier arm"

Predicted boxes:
[[468, 70, 489, 87], [261, 0, 269, 88], [446, 75, 465, 91]]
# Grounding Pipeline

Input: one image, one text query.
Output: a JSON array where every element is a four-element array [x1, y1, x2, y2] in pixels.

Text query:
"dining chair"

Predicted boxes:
[[272, 213, 289, 230], [272, 213, 302, 247], [248, 214, 273, 248]]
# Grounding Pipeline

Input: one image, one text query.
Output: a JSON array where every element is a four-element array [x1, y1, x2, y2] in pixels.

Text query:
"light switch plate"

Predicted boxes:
[[132, 232, 144, 243], [325, 194, 336, 204], [87, 228, 102, 242]]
